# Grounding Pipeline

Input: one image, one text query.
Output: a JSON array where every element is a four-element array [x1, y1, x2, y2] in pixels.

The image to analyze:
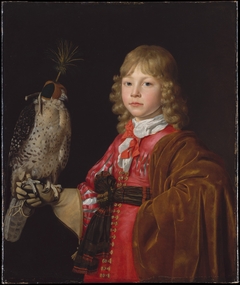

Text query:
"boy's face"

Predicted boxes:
[[121, 65, 163, 121]]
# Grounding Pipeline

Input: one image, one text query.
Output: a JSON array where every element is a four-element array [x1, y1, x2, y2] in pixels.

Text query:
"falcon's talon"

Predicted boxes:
[[20, 176, 41, 196], [55, 184, 63, 192], [43, 187, 50, 194], [48, 183, 62, 199], [20, 182, 26, 189], [53, 195, 59, 202]]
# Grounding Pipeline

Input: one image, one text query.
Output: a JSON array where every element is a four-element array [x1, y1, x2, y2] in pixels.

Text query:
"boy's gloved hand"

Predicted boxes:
[[14, 183, 82, 239], [16, 181, 60, 208]]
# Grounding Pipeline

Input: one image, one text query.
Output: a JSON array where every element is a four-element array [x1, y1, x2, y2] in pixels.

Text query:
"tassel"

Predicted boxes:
[[71, 250, 78, 260], [71, 245, 79, 260]]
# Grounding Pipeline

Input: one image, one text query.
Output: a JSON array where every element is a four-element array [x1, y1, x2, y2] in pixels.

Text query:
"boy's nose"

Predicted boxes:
[[131, 86, 141, 97]]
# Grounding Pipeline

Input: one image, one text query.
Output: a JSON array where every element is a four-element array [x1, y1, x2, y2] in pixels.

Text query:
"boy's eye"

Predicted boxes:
[[123, 81, 132, 86], [143, 82, 152, 86]]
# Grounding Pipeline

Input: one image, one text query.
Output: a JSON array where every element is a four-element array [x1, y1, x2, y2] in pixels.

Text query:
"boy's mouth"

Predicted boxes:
[[129, 102, 143, 107]]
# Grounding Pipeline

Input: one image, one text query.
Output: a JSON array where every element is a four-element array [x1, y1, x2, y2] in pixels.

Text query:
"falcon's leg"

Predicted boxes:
[[44, 181, 62, 200], [21, 174, 41, 196]]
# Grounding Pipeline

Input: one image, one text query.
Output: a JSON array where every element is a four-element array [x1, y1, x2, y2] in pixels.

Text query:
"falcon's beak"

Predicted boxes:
[[59, 90, 68, 102]]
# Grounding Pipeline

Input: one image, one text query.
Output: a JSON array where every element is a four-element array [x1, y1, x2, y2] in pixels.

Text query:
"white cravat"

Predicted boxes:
[[118, 114, 168, 172]]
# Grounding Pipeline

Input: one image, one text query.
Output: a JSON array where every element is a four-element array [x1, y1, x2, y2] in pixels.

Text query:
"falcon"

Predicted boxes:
[[4, 39, 81, 242], [8, 80, 71, 200]]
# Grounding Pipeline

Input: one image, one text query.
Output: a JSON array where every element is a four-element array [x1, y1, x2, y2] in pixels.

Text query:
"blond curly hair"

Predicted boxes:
[[109, 45, 189, 133]]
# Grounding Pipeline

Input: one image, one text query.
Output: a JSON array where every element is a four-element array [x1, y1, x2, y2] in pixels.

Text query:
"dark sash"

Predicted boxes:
[[72, 171, 151, 275]]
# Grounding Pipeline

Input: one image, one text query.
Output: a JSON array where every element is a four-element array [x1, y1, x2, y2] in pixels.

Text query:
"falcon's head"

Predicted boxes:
[[36, 80, 68, 115], [41, 80, 68, 102]]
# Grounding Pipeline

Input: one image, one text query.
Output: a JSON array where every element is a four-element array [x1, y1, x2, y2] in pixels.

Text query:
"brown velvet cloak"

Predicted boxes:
[[133, 130, 237, 283]]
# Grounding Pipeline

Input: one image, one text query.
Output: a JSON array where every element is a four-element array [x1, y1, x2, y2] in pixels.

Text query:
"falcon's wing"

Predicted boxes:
[[58, 127, 71, 171], [4, 102, 36, 242], [8, 102, 36, 168], [58, 107, 71, 172]]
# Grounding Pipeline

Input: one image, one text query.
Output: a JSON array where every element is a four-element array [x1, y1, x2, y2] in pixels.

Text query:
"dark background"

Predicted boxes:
[[2, 2, 237, 283]]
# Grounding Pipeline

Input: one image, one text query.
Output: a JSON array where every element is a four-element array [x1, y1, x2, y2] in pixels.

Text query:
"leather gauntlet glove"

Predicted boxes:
[[5, 183, 81, 243]]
